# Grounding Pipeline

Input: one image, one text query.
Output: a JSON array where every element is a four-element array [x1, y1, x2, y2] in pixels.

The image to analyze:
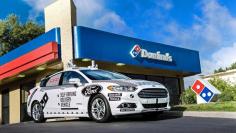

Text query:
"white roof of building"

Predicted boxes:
[[202, 69, 236, 79]]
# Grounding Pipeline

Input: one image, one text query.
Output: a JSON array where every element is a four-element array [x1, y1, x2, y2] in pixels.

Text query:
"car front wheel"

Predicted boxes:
[[89, 94, 112, 123], [31, 102, 46, 123]]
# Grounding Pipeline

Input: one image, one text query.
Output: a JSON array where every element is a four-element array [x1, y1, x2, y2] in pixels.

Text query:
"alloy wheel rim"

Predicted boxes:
[[32, 104, 41, 121], [91, 98, 106, 120]]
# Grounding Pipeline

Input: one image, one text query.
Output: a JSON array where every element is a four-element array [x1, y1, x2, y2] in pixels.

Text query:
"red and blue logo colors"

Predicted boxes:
[[192, 80, 215, 103], [192, 80, 204, 94], [130, 45, 141, 58], [199, 87, 214, 102]]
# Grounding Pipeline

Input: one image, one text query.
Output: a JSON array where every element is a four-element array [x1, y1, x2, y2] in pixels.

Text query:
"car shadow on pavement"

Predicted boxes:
[[112, 112, 184, 122], [47, 110, 185, 123]]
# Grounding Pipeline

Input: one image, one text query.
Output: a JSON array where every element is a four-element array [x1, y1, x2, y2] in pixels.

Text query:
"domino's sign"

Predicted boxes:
[[192, 79, 221, 104], [130, 44, 173, 62]]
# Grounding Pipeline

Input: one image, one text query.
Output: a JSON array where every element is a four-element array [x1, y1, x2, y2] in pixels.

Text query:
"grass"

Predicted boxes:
[[171, 101, 236, 112]]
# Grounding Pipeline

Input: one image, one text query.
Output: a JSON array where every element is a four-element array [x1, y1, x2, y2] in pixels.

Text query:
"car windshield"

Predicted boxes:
[[80, 70, 131, 80]]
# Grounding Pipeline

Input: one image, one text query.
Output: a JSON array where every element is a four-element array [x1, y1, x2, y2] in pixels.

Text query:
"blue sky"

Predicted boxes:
[[1, 0, 236, 86]]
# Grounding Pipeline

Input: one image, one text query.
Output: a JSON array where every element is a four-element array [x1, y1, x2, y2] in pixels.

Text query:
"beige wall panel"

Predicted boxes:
[[44, 0, 77, 69], [9, 86, 20, 124]]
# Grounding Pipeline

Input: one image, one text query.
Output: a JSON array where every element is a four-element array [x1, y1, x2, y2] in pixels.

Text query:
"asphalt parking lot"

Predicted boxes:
[[0, 114, 236, 133]]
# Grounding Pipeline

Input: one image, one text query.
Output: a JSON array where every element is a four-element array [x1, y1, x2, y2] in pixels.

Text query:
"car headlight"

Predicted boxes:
[[107, 85, 137, 92]]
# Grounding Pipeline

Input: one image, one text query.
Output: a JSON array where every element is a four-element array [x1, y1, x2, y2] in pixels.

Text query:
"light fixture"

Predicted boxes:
[[116, 63, 125, 66], [36, 66, 46, 71], [18, 74, 25, 78], [82, 58, 91, 62]]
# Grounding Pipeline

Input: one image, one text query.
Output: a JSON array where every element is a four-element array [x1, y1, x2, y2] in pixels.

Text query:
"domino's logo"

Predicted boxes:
[[192, 79, 220, 103], [130, 45, 142, 58]]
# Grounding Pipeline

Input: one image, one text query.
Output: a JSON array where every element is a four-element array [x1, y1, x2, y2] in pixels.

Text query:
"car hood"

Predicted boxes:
[[92, 79, 163, 87]]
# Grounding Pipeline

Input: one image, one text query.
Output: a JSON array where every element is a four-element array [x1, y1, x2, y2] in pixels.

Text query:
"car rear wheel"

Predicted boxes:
[[89, 94, 112, 123], [31, 102, 46, 123]]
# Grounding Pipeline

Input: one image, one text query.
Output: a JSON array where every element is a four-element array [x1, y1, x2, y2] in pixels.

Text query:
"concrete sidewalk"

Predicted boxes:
[[167, 111, 236, 119]]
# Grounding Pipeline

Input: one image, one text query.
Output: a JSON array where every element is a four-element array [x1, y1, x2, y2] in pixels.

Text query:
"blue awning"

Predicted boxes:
[[73, 26, 201, 76]]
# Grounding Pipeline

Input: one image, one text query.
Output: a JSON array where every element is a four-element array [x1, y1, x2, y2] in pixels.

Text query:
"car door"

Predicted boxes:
[[41, 73, 62, 116], [59, 71, 88, 114]]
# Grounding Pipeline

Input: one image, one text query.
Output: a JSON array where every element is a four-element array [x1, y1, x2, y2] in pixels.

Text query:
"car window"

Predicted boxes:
[[80, 70, 131, 80], [62, 71, 87, 85], [46, 73, 62, 87], [40, 78, 48, 87]]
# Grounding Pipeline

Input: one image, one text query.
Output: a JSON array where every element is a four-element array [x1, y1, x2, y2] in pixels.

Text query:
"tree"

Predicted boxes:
[[230, 62, 236, 70], [209, 78, 236, 102], [0, 14, 44, 56], [214, 62, 236, 74], [214, 67, 225, 74], [181, 87, 196, 104]]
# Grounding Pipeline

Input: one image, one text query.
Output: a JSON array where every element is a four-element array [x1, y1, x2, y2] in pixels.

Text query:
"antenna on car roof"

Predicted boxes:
[[88, 60, 98, 69], [67, 60, 77, 69]]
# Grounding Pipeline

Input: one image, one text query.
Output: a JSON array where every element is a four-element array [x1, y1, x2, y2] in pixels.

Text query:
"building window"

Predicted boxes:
[[124, 73, 181, 105]]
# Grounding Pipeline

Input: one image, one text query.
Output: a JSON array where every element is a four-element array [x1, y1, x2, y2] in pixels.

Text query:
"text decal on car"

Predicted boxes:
[[82, 85, 102, 96]]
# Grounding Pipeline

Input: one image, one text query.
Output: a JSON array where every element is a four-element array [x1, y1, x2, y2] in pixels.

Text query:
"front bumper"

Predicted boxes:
[[107, 90, 170, 116]]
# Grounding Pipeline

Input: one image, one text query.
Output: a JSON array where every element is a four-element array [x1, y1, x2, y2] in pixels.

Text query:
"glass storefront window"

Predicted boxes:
[[124, 73, 181, 105], [163, 78, 180, 105]]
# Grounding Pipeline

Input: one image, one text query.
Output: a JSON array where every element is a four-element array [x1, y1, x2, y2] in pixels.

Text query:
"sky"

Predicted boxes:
[[1, 0, 236, 87]]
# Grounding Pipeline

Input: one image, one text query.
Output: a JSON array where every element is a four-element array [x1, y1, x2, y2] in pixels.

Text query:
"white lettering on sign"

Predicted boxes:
[[130, 45, 173, 62], [141, 49, 172, 62]]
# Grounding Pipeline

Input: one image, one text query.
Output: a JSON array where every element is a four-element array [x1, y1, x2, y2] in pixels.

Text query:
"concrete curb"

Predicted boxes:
[[167, 111, 236, 119]]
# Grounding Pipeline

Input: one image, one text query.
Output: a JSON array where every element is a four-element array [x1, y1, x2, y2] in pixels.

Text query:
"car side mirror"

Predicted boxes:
[[68, 78, 82, 87]]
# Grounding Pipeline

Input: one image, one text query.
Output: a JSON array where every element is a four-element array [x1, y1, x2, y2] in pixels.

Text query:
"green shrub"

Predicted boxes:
[[208, 78, 231, 92], [181, 87, 196, 104], [181, 78, 236, 104], [208, 78, 236, 102]]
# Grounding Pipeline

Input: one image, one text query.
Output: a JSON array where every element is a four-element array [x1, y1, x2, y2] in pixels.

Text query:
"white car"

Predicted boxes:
[[27, 67, 170, 123]]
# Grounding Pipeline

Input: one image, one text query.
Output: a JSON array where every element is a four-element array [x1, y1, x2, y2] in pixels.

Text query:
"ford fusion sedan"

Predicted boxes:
[[27, 67, 170, 123]]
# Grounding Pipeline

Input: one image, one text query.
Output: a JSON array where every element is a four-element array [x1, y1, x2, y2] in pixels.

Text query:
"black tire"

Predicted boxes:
[[31, 102, 46, 123], [88, 94, 112, 123]]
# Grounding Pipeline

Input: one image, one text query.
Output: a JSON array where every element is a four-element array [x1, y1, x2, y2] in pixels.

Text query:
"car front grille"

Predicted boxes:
[[142, 103, 167, 108], [138, 88, 168, 98]]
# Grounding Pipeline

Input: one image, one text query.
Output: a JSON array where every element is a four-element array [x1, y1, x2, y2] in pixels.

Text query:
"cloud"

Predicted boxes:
[[152, 1, 236, 89], [185, 42, 236, 88], [197, 0, 236, 74], [23, 0, 133, 35], [152, 0, 236, 87], [23, 0, 55, 20], [156, 0, 173, 10], [93, 12, 133, 35], [157, 0, 236, 52], [203, 42, 236, 73], [74, 0, 133, 35]]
